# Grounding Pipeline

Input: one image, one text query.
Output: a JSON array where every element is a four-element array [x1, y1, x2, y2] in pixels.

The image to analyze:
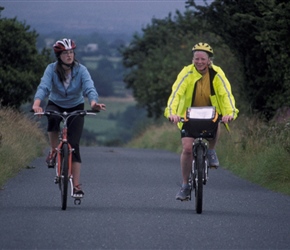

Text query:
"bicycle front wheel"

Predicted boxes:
[[195, 145, 205, 214], [60, 143, 69, 210]]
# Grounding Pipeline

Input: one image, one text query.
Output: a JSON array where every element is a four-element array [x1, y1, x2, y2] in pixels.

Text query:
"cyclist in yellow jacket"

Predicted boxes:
[[164, 42, 239, 201]]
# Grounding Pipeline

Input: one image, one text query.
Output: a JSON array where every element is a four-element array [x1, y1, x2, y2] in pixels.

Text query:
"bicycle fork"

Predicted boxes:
[[54, 144, 74, 187]]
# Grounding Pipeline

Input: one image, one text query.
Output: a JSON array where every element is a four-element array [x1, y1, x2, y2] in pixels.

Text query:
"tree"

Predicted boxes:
[[90, 58, 115, 96], [121, 10, 243, 118], [122, 11, 203, 117], [186, 0, 290, 119], [0, 9, 51, 109]]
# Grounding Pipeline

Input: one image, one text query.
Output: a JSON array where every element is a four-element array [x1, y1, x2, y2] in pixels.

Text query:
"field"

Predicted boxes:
[[83, 96, 136, 145]]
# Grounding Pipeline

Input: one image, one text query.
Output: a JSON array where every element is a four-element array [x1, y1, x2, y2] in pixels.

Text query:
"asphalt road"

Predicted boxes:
[[0, 146, 289, 250]]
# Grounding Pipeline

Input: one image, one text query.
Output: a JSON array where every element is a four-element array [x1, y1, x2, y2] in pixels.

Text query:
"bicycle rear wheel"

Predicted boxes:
[[195, 145, 205, 214], [60, 143, 69, 210]]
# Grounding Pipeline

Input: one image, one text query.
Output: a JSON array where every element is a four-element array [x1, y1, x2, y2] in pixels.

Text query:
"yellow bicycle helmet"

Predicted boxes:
[[192, 42, 213, 57]]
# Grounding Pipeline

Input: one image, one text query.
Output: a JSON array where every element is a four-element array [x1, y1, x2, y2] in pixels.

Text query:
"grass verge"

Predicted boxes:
[[0, 108, 47, 188], [2, 106, 290, 196], [126, 114, 290, 196]]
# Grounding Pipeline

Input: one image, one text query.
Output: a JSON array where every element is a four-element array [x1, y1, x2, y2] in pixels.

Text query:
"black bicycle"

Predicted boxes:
[[181, 106, 220, 214]]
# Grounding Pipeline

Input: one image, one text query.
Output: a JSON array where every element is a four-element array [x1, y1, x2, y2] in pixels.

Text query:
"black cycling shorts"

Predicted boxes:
[[46, 100, 85, 163]]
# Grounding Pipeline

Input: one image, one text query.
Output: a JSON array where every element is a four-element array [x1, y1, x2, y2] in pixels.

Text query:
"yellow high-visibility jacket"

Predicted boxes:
[[164, 64, 239, 130]]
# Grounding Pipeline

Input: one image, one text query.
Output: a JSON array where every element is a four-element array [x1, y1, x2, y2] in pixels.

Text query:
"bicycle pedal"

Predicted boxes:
[[54, 177, 59, 184], [74, 198, 82, 205], [72, 194, 83, 198], [209, 166, 218, 169], [179, 197, 190, 202]]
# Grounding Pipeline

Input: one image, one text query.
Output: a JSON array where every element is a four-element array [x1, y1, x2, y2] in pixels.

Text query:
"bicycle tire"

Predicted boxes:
[[188, 172, 193, 200], [60, 143, 69, 210], [195, 145, 205, 214]]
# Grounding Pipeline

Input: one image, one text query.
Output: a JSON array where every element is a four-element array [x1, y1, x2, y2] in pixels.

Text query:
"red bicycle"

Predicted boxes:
[[34, 110, 98, 210]]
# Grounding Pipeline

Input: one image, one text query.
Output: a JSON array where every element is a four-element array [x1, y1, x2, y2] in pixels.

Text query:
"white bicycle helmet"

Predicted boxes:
[[53, 38, 76, 53]]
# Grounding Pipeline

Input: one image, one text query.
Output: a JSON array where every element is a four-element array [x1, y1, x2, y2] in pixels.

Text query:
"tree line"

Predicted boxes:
[[1, 1, 290, 121], [121, 0, 290, 120], [0, 8, 51, 110], [0, 8, 126, 109]]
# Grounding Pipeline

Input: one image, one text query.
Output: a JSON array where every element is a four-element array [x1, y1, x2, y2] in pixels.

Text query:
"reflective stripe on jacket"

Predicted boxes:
[[164, 64, 239, 130]]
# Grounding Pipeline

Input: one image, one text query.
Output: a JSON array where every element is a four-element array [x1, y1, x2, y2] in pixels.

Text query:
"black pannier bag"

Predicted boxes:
[[183, 106, 219, 139]]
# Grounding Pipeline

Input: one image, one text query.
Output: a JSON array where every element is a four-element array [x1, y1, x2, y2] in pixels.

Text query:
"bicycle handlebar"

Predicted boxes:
[[31, 109, 99, 118]]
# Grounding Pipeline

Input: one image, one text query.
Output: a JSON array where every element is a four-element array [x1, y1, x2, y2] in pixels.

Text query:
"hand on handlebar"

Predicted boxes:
[[31, 105, 43, 118], [222, 115, 233, 123], [32, 106, 43, 114], [168, 115, 180, 124], [91, 102, 106, 111]]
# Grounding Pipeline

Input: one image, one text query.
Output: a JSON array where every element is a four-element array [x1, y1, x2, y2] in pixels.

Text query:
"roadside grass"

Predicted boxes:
[[126, 114, 290, 196], [0, 107, 47, 188], [223, 115, 290, 195], [127, 121, 182, 153], [1, 104, 290, 196], [0, 96, 137, 188]]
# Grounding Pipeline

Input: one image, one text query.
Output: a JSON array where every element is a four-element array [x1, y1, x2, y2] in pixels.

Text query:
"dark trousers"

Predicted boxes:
[[46, 100, 84, 163]]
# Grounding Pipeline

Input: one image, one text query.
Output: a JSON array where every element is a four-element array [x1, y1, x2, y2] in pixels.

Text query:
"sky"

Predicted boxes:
[[0, 0, 196, 35]]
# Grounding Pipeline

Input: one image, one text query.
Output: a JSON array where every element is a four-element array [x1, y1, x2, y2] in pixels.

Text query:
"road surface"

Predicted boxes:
[[0, 146, 289, 249]]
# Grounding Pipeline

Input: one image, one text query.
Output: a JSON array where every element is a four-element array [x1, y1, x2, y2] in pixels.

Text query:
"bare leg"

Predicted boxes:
[[72, 161, 81, 187], [48, 131, 59, 152], [180, 137, 194, 185], [208, 123, 220, 150]]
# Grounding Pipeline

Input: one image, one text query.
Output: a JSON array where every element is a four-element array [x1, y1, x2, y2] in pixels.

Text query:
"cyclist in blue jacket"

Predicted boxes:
[[32, 38, 106, 196]]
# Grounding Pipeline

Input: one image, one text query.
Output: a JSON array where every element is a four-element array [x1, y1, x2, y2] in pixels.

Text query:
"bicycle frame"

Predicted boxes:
[[54, 114, 74, 200], [56, 127, 71, 176], [34, 110, 98, 210]]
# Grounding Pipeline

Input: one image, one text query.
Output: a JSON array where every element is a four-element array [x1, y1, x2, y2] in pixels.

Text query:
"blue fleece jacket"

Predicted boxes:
[[34, 62, 98, 108]]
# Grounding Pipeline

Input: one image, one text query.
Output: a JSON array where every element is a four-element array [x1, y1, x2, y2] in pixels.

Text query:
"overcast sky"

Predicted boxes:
[[0, 0, 196, 35]]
